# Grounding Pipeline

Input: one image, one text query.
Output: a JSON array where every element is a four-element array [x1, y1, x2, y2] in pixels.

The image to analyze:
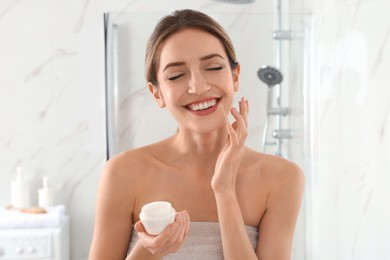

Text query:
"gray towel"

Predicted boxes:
[[128, 221, 259, 259]]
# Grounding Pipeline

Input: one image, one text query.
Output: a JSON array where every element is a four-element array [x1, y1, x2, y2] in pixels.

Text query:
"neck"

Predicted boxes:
[[172, 127, 228, 160]]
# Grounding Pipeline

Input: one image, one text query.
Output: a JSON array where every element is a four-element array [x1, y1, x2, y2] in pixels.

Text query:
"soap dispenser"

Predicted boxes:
[[11, 167, 30, 208], [38, 176, 55, 208]]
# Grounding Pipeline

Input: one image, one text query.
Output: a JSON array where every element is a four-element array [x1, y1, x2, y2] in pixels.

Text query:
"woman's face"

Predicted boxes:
[[150, 28, 239, 134]]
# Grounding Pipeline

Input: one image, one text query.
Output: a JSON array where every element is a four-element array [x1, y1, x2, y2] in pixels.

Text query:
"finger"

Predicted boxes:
[[134, 220, 146, 233], [155, 221, 179, 246], [165, 211, 190, 253], [183, 210, 190, 239], [137, 230, 160, 252], [159, 212, 186, 253], [167, 212, 183, 242], [176, 211, 188, 242], [230, 108, 247, 142], [225, 123, 239, 148], [239, 97, 248, 125], [239, 96, 249, 127], [230, 107, 240, 121]]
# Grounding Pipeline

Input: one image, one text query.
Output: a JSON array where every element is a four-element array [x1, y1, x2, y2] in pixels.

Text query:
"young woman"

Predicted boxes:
[[89, 9, 304, 260]]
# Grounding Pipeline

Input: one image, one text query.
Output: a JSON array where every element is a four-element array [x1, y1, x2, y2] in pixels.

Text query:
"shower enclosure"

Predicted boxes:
[[104, 9, 309, 259]]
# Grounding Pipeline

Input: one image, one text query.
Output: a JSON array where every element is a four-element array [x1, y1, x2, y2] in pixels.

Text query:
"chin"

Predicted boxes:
[[188, 119, 227, 135]]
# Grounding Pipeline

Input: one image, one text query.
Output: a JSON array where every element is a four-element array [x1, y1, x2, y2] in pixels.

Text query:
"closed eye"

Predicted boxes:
[[168, 74, 184, 81], [207, 67, 223, 71]]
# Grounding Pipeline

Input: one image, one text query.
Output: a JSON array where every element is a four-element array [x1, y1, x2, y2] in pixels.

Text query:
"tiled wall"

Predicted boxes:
[[306, 0, 390, 259]]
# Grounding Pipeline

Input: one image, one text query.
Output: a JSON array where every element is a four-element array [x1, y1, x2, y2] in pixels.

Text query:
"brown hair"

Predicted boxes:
[[145, 9, 239, 86]]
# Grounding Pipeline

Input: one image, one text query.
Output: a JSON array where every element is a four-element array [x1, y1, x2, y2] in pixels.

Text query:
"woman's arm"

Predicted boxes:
[[212, 98, 258, 259], [256, 161, 304, 260], [215, 162, 305, 260], [214, 191, 259, 259], [89, 156, 137, 260]]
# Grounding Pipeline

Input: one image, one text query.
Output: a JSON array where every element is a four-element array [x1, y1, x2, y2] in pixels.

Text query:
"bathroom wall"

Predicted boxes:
[[303, 0, 390, 259], [0, 0, 306, 259]]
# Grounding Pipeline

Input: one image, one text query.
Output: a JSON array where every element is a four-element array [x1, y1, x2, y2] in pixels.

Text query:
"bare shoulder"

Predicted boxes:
[[104, 142, 163, 176], [98, 145, 161, 204], [105, 147, 148, 176], [243, 147, 304, 190]]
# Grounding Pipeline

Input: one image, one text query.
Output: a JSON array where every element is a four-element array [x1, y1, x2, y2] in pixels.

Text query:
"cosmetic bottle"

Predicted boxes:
[[11, 167, 30, 208], [38, 176, 55, 208]]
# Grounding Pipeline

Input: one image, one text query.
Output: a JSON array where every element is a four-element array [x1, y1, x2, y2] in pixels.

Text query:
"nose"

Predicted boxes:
[[188, 70, 211, 95]]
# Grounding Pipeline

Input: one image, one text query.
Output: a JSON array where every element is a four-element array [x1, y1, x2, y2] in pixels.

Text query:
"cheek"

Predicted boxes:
[[159, 86, 183, 105], [206, 72, 236, 88]]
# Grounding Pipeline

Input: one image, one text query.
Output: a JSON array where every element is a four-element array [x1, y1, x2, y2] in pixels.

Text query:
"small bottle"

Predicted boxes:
[[38, 176, 55, 208], [11, 167, 30, 208]]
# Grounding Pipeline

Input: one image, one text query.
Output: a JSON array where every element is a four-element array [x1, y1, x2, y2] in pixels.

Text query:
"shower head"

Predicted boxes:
[[257, 65, 283, 87]]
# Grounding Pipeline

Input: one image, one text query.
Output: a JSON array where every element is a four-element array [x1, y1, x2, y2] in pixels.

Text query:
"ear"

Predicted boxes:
[[148, 82, 165, 108], [232, 63, 240, 92]]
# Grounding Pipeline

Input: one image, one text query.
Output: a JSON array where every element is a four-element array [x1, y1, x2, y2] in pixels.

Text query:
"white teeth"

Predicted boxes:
[[189, 99, 217, 111]]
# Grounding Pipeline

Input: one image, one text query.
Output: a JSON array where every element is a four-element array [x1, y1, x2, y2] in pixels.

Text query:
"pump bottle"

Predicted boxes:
[[38, 176, 55, 208], [11, 167, 30, 208]]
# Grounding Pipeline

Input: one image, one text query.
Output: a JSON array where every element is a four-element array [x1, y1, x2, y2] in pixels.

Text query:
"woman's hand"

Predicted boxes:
[[212, 97, 249, 194], [133, 210, 190, 258]]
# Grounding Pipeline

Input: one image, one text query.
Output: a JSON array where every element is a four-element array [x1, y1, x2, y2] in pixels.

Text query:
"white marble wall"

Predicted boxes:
[[0, 0, 305, 259], [305, 0, 390, 259]]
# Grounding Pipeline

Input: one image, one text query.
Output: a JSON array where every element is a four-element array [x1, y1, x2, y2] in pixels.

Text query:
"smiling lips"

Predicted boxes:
[[185, 98, 220, 114]]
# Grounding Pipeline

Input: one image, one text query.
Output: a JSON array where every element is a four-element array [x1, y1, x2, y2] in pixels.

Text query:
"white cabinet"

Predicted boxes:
[[0, 217, 69, 260]]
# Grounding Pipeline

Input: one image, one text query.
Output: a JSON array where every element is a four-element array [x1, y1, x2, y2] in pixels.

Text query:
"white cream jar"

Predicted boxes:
[[139, 201, 176, 235]]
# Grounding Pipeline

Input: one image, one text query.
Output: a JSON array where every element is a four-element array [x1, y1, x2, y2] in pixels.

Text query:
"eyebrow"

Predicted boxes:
[[162, 53, 225, 72], [162, 61, 186, 72], [200, 53, 225, 61]]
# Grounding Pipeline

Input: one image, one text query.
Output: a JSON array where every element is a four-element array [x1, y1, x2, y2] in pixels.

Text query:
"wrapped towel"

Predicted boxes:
[[128, 221, 259, 259], [0, 204, 67, 229]]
